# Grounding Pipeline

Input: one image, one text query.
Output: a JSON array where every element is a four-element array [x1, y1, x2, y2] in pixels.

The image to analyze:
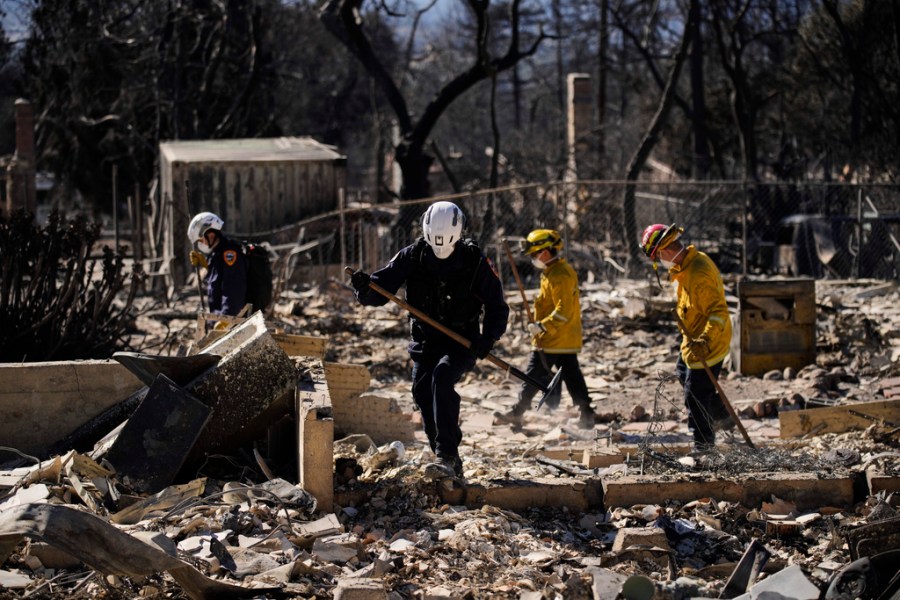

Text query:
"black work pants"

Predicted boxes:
[[516, 351, 591, 413], [675, 354, 726, 447], [411, 346, 475, 460]]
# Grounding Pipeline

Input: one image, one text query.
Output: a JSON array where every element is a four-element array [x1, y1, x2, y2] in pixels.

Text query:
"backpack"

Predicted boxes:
[[240, 241, 274, 313]]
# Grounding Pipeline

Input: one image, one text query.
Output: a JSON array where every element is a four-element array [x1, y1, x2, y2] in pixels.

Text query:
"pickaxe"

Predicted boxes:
[[673, 310, 755, 448], [345, 266, 563, 406]]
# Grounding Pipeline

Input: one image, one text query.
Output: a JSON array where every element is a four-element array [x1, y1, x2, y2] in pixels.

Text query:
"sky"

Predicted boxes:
[[2, 1, 31, 44]]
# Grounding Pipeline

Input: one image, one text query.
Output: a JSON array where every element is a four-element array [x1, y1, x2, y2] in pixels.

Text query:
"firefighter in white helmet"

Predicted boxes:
[[349, 201, 509, 480], [187, 211, 247, 317]]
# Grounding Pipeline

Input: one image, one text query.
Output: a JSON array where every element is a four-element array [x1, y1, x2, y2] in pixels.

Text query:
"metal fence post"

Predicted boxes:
[[339, 187, 346, 271], [741, 179, 748, 276], [853, 186, 862, 279]]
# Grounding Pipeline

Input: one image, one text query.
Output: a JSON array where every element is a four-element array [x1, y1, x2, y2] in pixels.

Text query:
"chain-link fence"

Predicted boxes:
[[277, 181, 900, 288]]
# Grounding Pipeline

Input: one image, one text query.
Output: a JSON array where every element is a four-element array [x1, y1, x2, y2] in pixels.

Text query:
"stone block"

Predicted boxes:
[[611, 527, 670, 554], [333, 578, 388, 600]]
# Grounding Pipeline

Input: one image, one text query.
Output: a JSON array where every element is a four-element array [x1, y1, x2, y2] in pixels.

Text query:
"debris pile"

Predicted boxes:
[[0, 277, 897, 598]]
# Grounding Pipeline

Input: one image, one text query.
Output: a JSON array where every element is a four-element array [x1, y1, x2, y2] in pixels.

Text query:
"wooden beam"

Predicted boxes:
[[778, 399, 900, 438]]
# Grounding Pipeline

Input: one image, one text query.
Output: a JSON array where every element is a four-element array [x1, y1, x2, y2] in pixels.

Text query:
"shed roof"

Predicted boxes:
[[159, 137, 345, 163]]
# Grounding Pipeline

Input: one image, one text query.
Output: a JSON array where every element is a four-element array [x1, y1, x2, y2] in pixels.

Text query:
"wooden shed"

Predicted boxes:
[[159, 136, 347, 289]]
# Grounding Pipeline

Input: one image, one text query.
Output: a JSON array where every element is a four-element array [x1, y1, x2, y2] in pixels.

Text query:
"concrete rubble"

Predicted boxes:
[[0, 277, 898, 598]]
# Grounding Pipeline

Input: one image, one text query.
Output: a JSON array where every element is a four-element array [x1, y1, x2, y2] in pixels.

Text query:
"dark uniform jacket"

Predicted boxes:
[[356, 238, 509, 356], [207, 236, 248, 316]]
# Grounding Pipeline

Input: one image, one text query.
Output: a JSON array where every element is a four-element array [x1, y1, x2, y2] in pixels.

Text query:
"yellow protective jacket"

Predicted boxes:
[[669, 245, 732, 368], [532, 257, 582, 354]]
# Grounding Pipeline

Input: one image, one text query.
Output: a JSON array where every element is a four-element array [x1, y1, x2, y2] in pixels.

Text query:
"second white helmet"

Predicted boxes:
[[422, 201, 464, 259], [187, 212, 224, 242]]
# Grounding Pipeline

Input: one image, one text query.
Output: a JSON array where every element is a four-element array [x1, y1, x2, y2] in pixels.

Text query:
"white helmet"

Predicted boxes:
[[422, 201, 464, 259], [187, 212, 224, 242]]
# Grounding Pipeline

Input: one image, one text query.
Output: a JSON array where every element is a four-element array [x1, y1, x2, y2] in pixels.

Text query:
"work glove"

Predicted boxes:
[[190, 250, 208, 269], [469, 334, 494, 359], [527, 321, 546, 337], [214, 320, 230, 331], [350, 269, 371, 293], [687, 334, 711, 362]]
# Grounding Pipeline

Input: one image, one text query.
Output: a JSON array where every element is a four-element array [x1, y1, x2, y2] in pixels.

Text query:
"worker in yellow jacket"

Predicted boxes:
[[494, 229, 596, 429], [640, 223, 733, 451]]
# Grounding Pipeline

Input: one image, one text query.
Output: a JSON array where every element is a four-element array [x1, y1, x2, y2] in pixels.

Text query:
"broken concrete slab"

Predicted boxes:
[[333, 577, 388, 600], [0, 360, 143, 456], [602, 472, 855, 512], [611, 527, 669, 554], [587, 567, 629, 599], [295, 514, 343, 543], [443, 477, 603, 512], [325, 361, 417, 444], [104, 374, 212, 493]]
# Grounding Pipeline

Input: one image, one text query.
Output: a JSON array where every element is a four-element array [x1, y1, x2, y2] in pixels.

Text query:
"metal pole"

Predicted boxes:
[[339, 187, 347, 271], [853, 186, 862, 279], [741, 180, 748, 276], [134, 182, 143, 264], [112, 164, 119, 252]]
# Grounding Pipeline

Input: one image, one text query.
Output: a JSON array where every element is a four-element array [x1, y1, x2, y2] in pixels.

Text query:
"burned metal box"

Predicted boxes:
[[733, 279, 816, 376]]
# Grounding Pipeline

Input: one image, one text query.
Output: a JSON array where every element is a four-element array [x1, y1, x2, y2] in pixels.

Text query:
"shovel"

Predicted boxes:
[[501, 238, 553, 373], [672, 310, 755, 448], [345, 266, 563, 405]]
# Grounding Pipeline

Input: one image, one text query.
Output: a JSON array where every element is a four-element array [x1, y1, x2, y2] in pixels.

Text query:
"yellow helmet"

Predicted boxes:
[[520, 229, 563, 255]]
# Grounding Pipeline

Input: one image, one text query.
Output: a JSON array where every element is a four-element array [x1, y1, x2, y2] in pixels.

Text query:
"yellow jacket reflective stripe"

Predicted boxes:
[[532, 258, 583, 354], [669, 246, 732, 368]]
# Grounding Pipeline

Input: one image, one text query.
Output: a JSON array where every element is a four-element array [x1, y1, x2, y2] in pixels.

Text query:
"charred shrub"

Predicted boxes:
[[0, 210, 143, 361]]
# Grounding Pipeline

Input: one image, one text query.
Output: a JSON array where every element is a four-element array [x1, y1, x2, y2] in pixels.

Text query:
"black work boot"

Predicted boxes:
[[493, 400, 528, 427], [424, 454, 463, 480], [577, 408, 596, 429]]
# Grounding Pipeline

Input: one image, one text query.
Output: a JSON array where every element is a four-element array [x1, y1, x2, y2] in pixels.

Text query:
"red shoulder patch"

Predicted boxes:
[[486, 257, 499, 278], [223, 250, 238, 266]]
